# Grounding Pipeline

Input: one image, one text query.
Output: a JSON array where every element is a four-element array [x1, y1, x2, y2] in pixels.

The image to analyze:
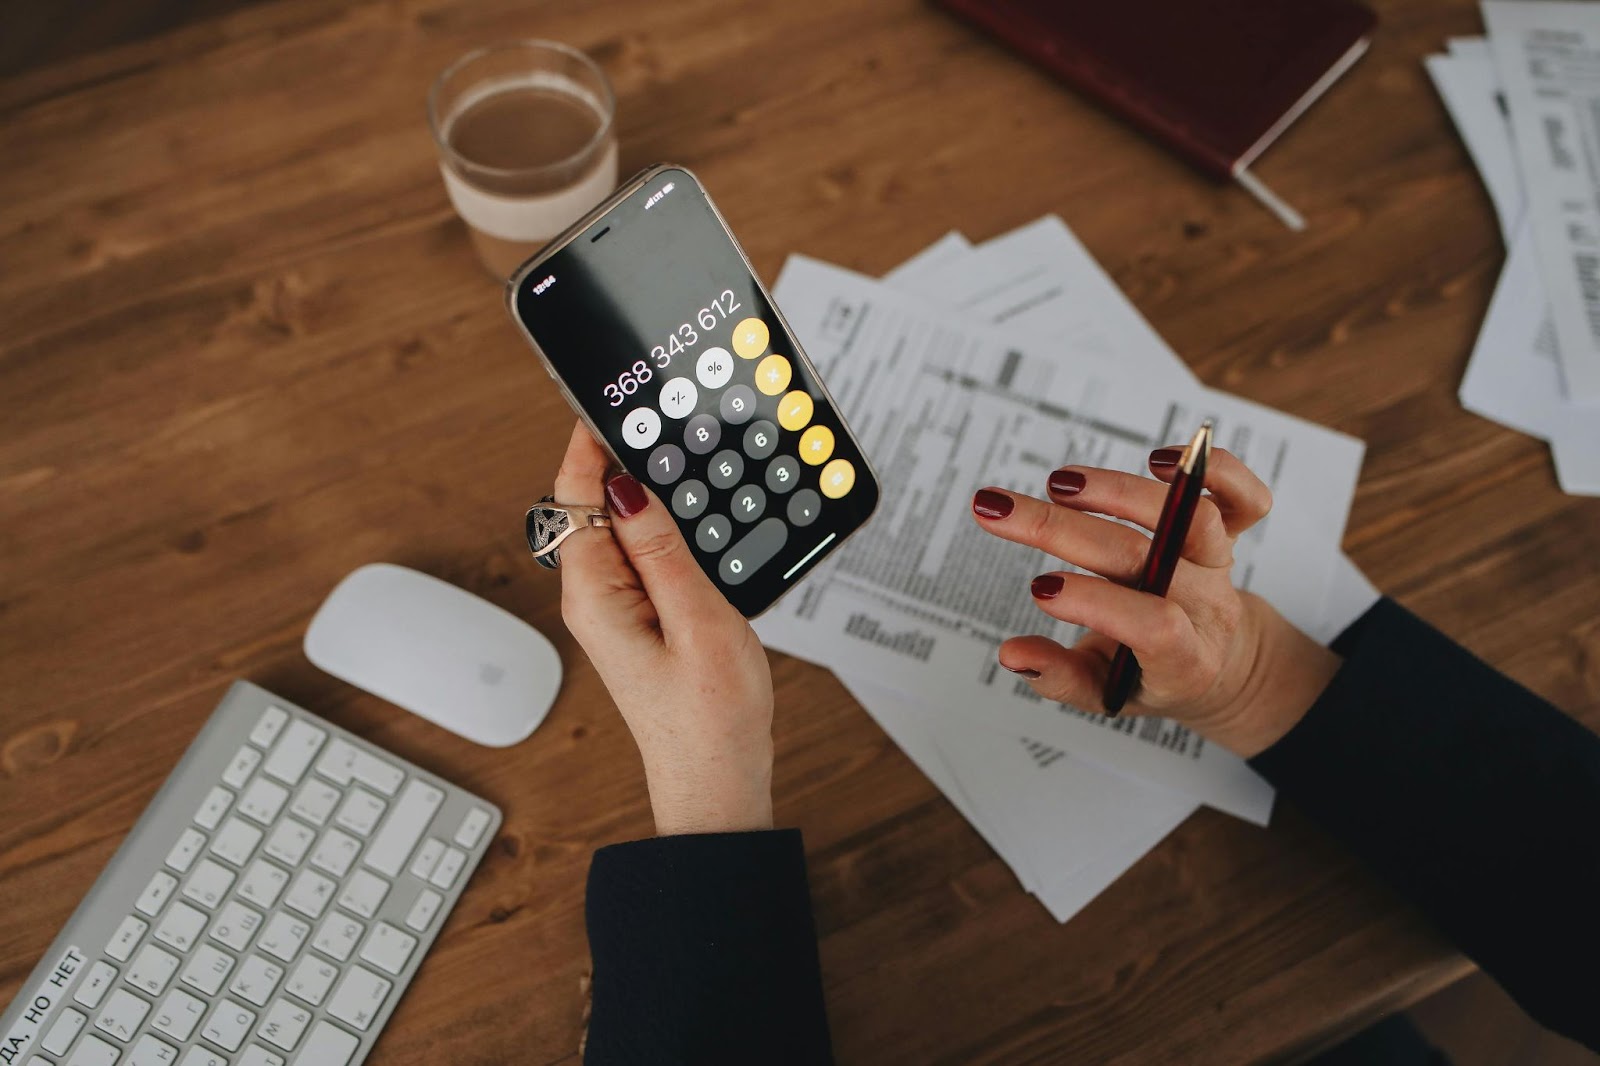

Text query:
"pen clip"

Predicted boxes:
[[1180, 420, 1214, 476]]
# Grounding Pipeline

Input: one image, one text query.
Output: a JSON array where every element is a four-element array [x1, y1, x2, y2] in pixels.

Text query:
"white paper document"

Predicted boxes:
[[1484, 0, 1600, 402], [755, 256, 1364, 824]]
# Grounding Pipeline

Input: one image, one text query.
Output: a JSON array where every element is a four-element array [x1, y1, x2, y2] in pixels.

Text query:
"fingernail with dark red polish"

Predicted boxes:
[[1047, 469, 1086, 497], [606, 473, 649, 518], [1031, 574, 1065, 599], [1149, 448, 1183, 470], [972, 488, 1014, 520], [1004, 664, 1042, 679]]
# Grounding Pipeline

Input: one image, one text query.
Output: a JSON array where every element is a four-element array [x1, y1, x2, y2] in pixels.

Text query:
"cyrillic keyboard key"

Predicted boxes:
[[179, 1045, 228, 1066], [154, 901, 207, 952], [256, 998, 312, 1052], [409, 838, 444, 880], [286, 955, 338, 1006], [210, 817, 261, 868], [248, 706, 289, 749], [351, 751, 405, 796], [181, 944, 236, 996], [228, 954, 283, 1007], [64, 1034, 119, 1066], [106, 915, 148, 962], [221, 746, 261, 789], [200, 997, 256, 1051], [454, 807, 491, 849], [93, 987, 151, 1041], [334, 787, 386, 837], [326, 965, 391, 1031], [207, 900, 261, 952], [363, 779, 442, 876], [358, 922, 417, 976], [42, 1006, 86, 1054], [239, 1044, 286, 1066], [298, 1021, 360, 1065], [127, 944, 180, 996], [73, 960, 117, 1008], [152, 988, 207, 1041], [312, 914, 364, 962], [310, 827, 360, 878], [404, 889, 442, 932], [182, 858, 236, 908], [135, 871, 177, 916], [284, 869, 337, 919], [263, 820, 314, 867], [237, 859, 289, 909], [337, 869, 389, 919], [290, 779, 341, 826], [313, 738, 360, 785], [194, 786, 232, 830], [262, 720, 325, 785], [129, 1033, 180, 1066], [718, 517, 788, 585], [256, 913, 309, 963], [166, 828, 207, 873], [238, 778, 288, 825]]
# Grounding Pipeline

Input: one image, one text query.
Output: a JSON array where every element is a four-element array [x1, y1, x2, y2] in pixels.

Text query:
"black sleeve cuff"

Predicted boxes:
[[584, 829, 834, 1066], [1250, 598, 1600, 1051]]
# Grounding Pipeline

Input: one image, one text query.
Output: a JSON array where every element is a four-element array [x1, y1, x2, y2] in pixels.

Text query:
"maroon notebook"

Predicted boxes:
[[936, 0, 1376, 180]]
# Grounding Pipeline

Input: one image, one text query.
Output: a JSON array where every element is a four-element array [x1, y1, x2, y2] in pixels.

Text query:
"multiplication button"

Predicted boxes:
[[621, 408, 661, 450], [718, 518, 789, 586], [708, 449, 744, 489], [765, 456, 800, 494], [787, 488, 821, 527], [659, 377, 698, 419], [730, 485, 766, 523], [684, 413, 721, 454], [743, 420, 778, 460], [696, 347, 733, 389], [720, 385, 757, 425], [672, 479, 710, 519], [647, 444, 685, 485], [696, 514, 733, 553]]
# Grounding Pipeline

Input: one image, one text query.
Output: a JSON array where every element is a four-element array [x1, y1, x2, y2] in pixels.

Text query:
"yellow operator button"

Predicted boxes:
[[732, 317, 769, 360], [777, 390, 814, 432], [755, 353, 792, 396], [819, 458, 855, 499], [799, 424, 835, 465]]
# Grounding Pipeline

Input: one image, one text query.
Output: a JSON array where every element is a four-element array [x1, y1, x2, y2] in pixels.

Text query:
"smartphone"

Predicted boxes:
[[506, 165, 880, 618]]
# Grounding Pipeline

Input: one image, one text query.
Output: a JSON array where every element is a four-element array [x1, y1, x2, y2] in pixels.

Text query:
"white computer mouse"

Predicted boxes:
[[304, 563, 561, 747]]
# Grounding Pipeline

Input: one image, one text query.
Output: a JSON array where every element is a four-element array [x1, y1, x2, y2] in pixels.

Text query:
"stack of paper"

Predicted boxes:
[[1428, 4, 1600, 497], [757, 217, 1377, 921]]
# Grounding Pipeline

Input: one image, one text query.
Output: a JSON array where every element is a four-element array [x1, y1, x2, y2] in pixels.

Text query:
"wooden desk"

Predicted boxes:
[[3, 0, 1597, 1061]]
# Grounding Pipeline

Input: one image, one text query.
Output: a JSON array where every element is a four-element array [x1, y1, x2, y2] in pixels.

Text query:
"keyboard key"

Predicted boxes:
[[256, 998, 312, 1052], [210, 817, 262, 868], [286, 955, 339, 1006], [290, 779, 341, 826], [298, 1021, 360, 1066], [820, 457, 856, 499], [238, 778, 289, 825], [798, 423, 835, 466], [620, 406, 661, 450], [182, 858, 236, 909], [338, 869, 389, 918], [229, 954, 284, 1007], [351, 750, 405, 796], [454, 807, 491, 849], [310, 827, 361, 878], [165, 828, 207, 873], [684, 412, 721, 454], [74, 960, 117, 1008], [358, 922, 417, 976], [671, 478, 711, 520], [312, 914, 364, 962], [695, 513, 733, 553], [730, 483, 767, 523], [154, 901, 207, 953], [135, 870, 178, 916], [777, 390, 814, 432], [720, 382, 757, 424], [658, 376, 698, 419], [207, 899, 262, 951], [42, 1006, 86, 1054], [194, 787, 233, 831], [754, 352, 791, 396], [64, 1034, 119, 1066], [249, 706, 289, 748], [127, 943, 180, 996], [408, 838, 445, 880], [405, 889, 442, 932], [263, 820, 315, 867], [221, 745, 262, 788], [179, 1046, 228, 1066], [239, 1045, 286, 1066], [787, 487, 821, 526], [647, 442, 686, 485], [262, 720, 325, 785], [765, 454, 801, 494], [200, 998, 257, 1052], [743, 417, 779, 456], [129, 1033, 180, 1066], [106, 915, 148, 962], [284, 868, 337, 920], [334, 787, 386, 837], [180, 944, 236, 996], [429, 847, 467, 890], [151, 987, 207, 1042], [237, 859, 289, 909], [364, 779, 443, 876], [312, 738, 359, 786], [93, 987, 150, 1042], [326, 965, 391, 1031], [719, 517, 789, 586], [708, 448, 744, 489], [256, 912, 309, 963], [697, 345, 734, 388]]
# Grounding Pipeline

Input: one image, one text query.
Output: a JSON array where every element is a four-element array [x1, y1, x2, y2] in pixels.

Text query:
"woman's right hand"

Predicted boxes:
[[971, 446, 1341, 758]]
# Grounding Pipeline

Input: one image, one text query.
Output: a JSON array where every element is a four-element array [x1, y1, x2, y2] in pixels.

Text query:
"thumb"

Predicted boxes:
[[604, 472, 728, 629]]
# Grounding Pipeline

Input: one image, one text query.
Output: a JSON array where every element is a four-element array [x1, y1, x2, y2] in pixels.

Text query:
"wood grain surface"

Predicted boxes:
[[3, 0, 1597, 1063]]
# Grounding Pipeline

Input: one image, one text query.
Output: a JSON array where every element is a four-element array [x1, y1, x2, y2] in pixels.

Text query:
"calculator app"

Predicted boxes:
[[510, 168, 879, 617]]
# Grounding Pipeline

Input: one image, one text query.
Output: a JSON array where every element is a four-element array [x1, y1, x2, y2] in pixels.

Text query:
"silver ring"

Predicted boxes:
[[526, 495, 612, 569]]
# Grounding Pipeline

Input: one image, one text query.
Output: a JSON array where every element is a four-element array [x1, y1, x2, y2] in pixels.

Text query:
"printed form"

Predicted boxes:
[[756, 255, 1364, 823]]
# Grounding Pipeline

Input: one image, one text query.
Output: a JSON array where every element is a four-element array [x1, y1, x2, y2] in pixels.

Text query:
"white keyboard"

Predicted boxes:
[[0, 681, 501, 1066]]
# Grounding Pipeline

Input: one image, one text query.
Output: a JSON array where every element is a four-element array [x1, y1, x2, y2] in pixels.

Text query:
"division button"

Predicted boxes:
[[720, 384, 757, 425], [647, 443, 685, 485], [730, 484, 767, 524], [765, 455, 800, 494], [621, 407, 661, 450], [743, 420, 778, 460], [708, 449, 744, 490], [695, 514, 733, 553], [798, 424, 834, 466], [820, 458, 856, 499], [777, 390, 814, 431], [658, 377, 698, 419], [787, 489, 821, 527], [718, 518, 789, 586], [683, 413, 721, 454], [696, 346, 734, 389], [672, 479, 710, 520], [754, 354, 792, 396], [732, 317, 769, 359]]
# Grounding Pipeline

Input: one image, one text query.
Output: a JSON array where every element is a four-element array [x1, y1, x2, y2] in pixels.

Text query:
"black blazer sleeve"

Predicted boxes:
[[1250, 598, 1600, 1052], [583, 828, 834, 1065]]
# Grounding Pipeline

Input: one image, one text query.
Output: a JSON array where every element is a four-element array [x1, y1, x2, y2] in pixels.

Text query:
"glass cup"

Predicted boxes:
[[428, 41, 619, 279]]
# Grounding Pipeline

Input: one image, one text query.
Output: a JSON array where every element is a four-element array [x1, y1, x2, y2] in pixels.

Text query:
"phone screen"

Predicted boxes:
[[509, 167, 879, 617]]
